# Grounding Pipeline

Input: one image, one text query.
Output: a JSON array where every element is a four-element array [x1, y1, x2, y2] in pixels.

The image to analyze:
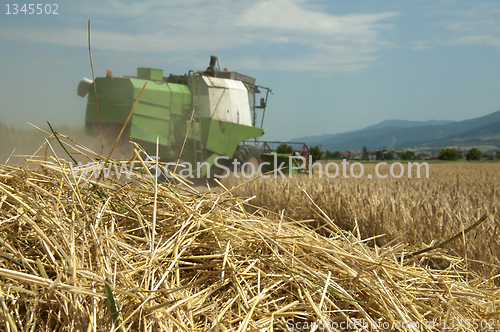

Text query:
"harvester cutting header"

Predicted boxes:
[[78, 56, 310, 177]]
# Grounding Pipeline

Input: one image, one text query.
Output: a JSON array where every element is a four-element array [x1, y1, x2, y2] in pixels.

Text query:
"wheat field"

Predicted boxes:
[[223, 162, 500, 274], [0, 131, 499, 329]]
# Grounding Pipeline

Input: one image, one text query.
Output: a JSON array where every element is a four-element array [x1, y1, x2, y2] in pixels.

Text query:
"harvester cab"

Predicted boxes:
[[77, 56, 271, 178]]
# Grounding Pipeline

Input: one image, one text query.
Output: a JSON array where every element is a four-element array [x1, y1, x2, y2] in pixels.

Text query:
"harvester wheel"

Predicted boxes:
[[233, 145, 261, 176]]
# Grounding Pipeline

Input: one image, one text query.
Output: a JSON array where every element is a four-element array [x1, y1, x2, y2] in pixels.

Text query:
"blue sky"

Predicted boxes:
[[1, 0, 499, 141]]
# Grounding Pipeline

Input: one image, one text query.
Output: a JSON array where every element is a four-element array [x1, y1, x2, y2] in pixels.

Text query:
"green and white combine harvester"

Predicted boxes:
[[78, 56, 312, 177]]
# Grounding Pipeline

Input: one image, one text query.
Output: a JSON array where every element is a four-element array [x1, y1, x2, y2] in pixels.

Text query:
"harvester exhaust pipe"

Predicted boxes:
[[204, 55, 219, 77], [77, 78, 93, 97]]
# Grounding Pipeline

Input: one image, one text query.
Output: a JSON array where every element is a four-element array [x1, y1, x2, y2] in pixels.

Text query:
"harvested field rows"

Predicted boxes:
[[0, 139, 498, 330], [225, 162, 500, 274]]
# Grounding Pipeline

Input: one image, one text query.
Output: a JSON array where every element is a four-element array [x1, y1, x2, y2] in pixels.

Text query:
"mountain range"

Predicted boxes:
[[291, 111, 500, 152]]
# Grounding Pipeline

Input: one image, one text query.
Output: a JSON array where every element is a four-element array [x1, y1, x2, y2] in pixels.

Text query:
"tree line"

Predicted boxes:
[[438, 148, 499, 161], [276, 143, 499, 162]]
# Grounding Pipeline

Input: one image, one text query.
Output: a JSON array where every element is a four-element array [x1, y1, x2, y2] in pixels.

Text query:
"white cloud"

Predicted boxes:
[[412, 2, 500, 50], [446, 3, 500, 48], [0, 0, 399, 73], [240, 0, 397, 37], [0, 27, 240, 53], [411, 40, 434, 51]]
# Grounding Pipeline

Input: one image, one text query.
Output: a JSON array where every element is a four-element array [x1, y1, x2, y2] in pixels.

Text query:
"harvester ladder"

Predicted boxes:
[[193, 113, 203, 165]]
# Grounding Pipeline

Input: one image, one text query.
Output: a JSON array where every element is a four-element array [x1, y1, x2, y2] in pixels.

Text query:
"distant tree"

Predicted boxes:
[[466, 148, 481, 161], [277, 143, 293, 154], [324, 150, 342, 159], [496, 151, 500, 160], [376, 150, 384, 160], [309, 146, 323, 162], [331, 151, 342, 159], [361, 146, 368, 159], [439, 148, 459, 161], [383, 152, 395, 160], [400, 151, 413, 160], [483, 153, 494, 161]]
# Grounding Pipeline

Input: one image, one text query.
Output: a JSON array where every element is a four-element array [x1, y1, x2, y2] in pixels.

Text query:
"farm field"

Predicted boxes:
[[223, 162, 500, 273], [0, 138, 499, 329], [3, 1, 500, 328]]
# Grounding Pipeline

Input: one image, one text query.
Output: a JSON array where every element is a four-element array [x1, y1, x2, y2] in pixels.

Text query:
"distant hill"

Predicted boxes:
[[362, 119, 454, 131], [292, 126, 405, 147], [293, 120, 454, 145], [290, 110, 500, 151], [399, 120, 500, 149]]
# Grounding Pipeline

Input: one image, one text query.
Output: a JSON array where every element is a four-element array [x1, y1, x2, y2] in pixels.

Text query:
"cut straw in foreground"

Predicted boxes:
[[0, 134, 498, 331]]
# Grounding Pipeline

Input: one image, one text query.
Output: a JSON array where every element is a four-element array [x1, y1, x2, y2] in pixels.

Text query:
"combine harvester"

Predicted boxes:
[[78, 56, 311, 177]]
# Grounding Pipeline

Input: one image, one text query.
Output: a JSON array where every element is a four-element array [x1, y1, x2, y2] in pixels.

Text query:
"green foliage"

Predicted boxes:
[[309, 145, 323, 162], [483, 153, 494, 161], [324, 150, 342, 159], [383, 152, 395, 160], [276, 143, 293, 154], [439, 148, 459, 161], [104, 277, 120, 329], [400, 151, 414, 160], [466, 148, 482, 161], [376, 150, 384, 160]]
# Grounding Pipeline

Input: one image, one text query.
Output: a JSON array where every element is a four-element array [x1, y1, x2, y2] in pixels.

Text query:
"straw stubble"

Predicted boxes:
[[0, 138, 498, 331]]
